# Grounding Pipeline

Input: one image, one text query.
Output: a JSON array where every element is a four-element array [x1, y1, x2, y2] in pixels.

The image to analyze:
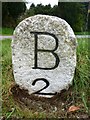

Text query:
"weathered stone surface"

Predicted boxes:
[[12, 15, 77, 98]]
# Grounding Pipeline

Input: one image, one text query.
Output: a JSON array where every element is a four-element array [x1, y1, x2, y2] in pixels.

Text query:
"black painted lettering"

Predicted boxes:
[[30, 32, 60, 70], [32, 78, 57, 95]]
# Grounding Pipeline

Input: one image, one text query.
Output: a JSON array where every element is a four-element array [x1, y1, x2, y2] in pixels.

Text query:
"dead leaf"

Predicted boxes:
[[68, 105, 80, 112]]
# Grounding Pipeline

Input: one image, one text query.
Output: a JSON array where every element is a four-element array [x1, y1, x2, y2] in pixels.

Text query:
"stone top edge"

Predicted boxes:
[[13, 14, 76, 39]]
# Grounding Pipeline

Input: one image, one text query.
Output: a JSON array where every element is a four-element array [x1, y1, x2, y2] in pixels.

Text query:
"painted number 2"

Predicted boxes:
[[32, 78, 57, 95]]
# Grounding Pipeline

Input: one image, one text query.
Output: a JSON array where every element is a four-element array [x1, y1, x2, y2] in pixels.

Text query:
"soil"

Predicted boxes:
[[3, 84, 90, 119]]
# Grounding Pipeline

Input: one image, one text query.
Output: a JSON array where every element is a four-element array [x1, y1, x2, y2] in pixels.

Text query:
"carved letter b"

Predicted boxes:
[[30, 32, 60, 70]]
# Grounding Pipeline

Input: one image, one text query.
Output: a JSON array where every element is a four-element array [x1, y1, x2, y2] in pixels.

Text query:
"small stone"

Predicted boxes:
[[62, 103, 65, 106], [54, 107, 57, 112]]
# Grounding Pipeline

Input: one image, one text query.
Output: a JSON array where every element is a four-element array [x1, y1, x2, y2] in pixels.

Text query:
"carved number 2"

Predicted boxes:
[[32, 78, 57, 95]]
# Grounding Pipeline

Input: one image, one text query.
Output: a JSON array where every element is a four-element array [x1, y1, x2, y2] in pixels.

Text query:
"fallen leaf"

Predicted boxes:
[[68, 105, 80, 112]]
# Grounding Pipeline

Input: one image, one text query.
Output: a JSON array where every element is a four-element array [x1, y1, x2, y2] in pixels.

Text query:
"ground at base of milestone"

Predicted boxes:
[[2, 84, 90, 119]]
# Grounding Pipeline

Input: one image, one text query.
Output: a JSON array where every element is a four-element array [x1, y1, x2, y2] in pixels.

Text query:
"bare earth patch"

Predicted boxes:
[[5, 84, 89, 119]]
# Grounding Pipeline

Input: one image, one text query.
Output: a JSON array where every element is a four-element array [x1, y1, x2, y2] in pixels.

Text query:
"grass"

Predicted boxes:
[[0, 28, 90, 36], [73, 38, 90, 113], [1, 38, 90, 118], [75, 31, 90, 35], [0, 28, 14, 35]]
